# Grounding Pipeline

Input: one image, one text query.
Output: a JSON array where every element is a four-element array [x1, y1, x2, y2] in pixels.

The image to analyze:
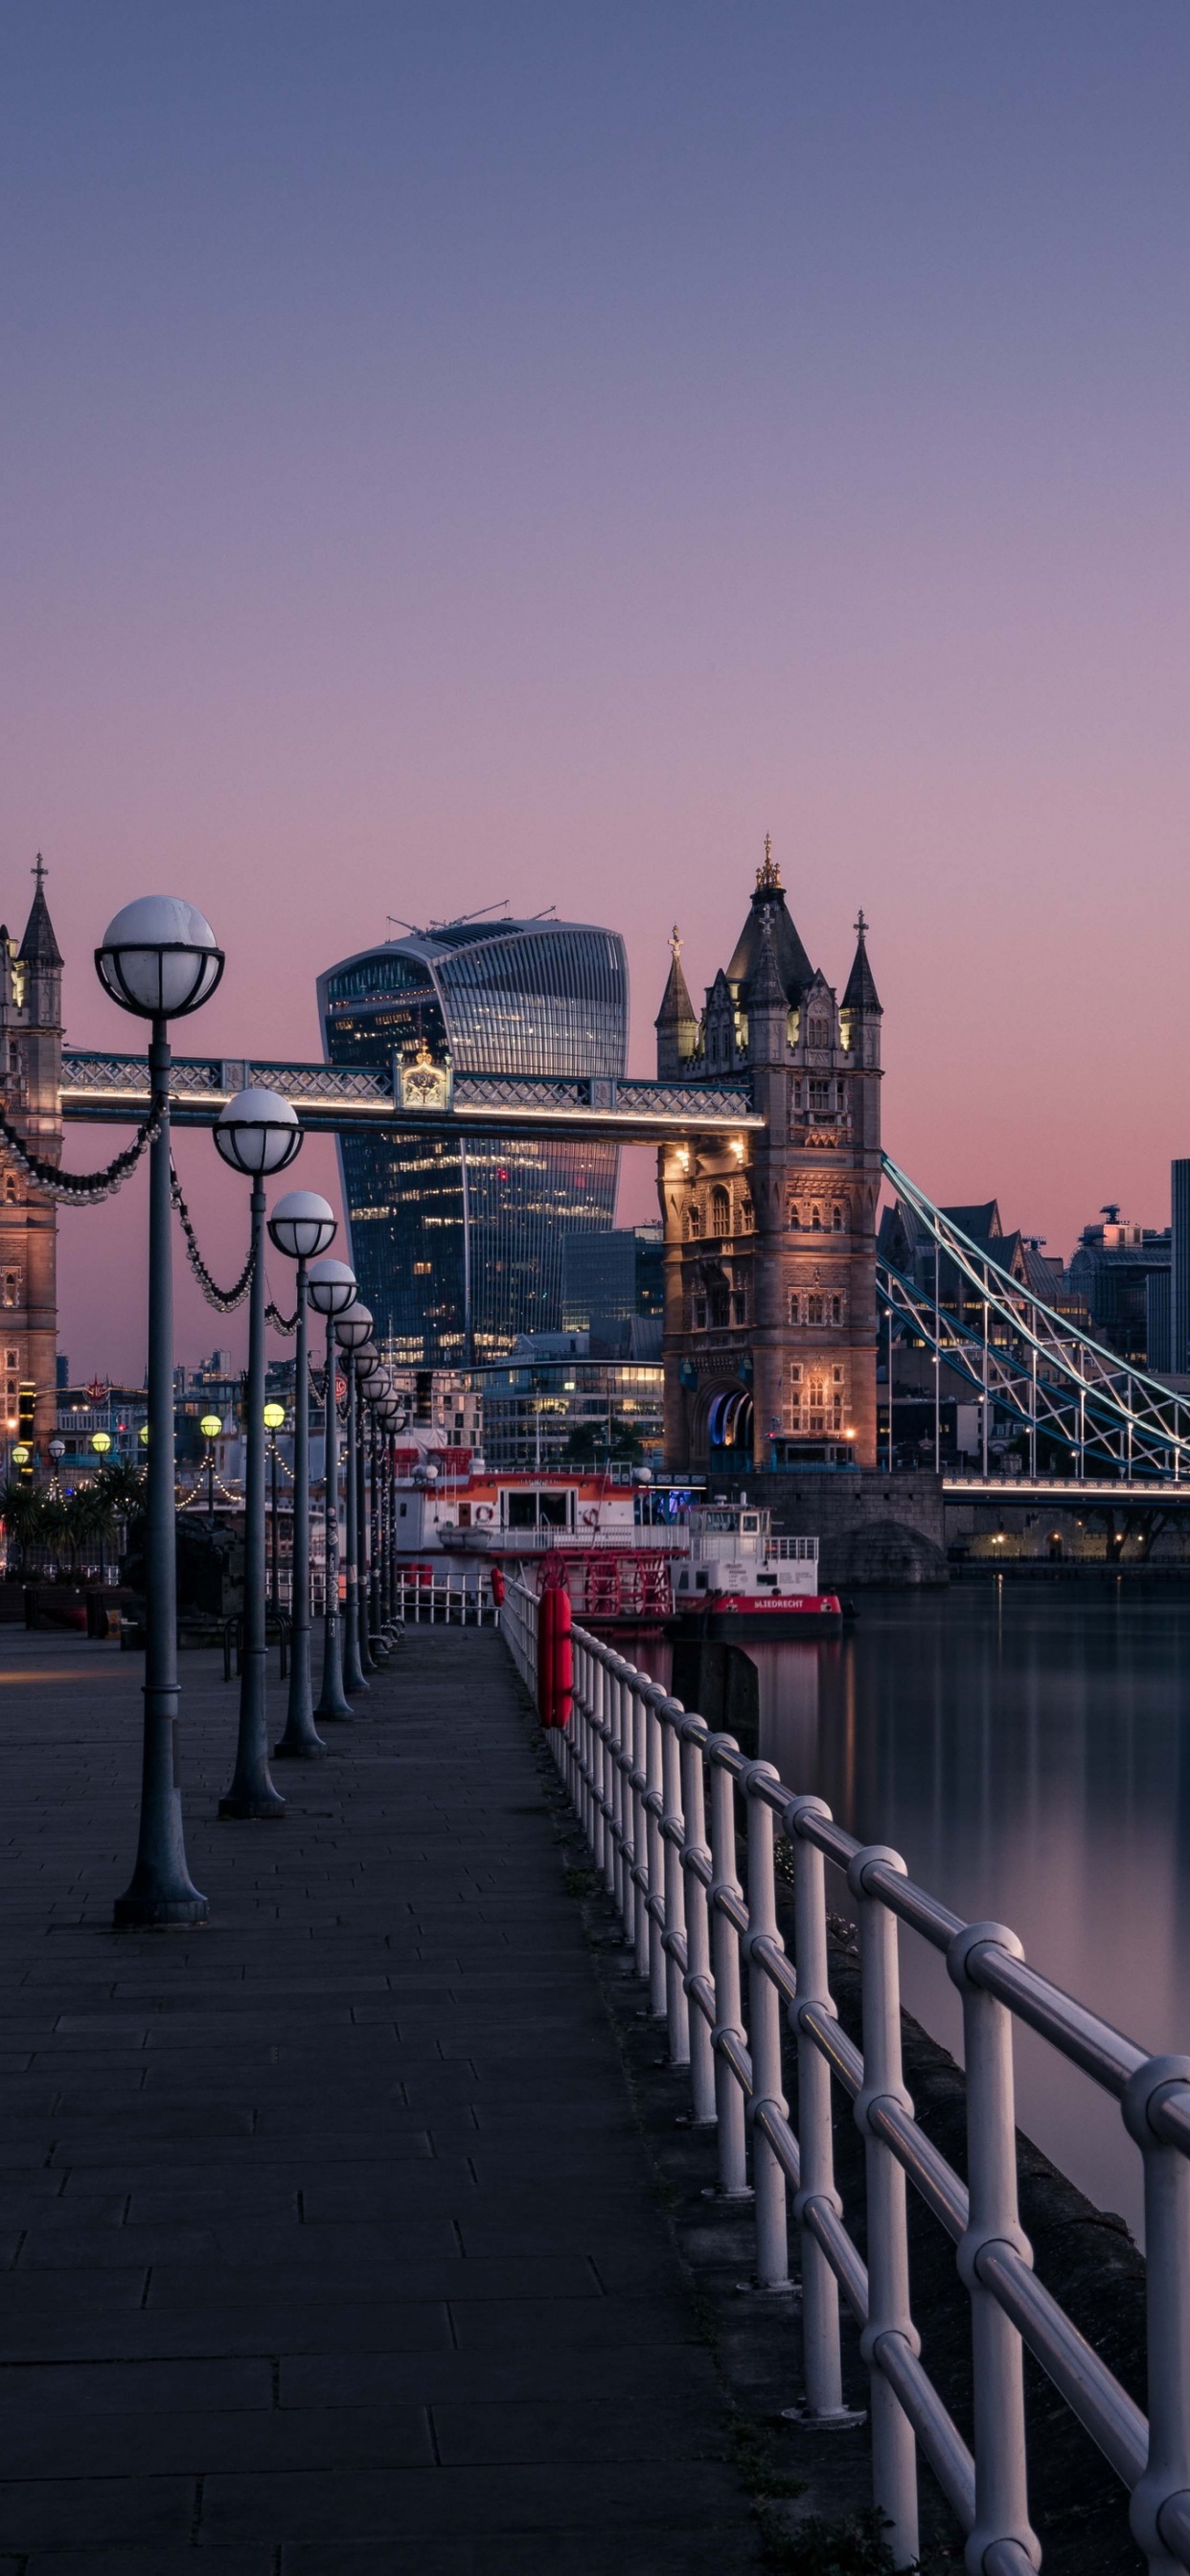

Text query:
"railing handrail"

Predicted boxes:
[[500, 1576, 1190, 2574]]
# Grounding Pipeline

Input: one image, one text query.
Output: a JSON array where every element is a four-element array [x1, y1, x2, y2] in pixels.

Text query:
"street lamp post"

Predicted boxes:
[[263, 1402, 286, 1611], [199, 1414, 222, 1531], [308, 1258, 357, 1723], [334, 1301, 373, 1694], [353, 1346, 382, 1673], [214, 1088, 302, 1821], [267, 1192, 337, 1759], [358, 1360, 390, 1661], [96, 895, 223, 1927]]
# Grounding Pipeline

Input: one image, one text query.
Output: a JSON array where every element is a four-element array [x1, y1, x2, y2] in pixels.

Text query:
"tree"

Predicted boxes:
[[562, 1415, 643, 1465], [0, 1482, 42, 1577]]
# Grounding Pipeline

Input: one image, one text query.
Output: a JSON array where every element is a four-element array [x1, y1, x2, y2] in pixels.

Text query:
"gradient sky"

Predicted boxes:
[[4, 3, 1190, 1377]]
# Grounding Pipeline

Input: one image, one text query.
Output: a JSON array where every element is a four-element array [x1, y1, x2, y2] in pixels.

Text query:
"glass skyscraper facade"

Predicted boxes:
[[317, 919, 629, 1365]]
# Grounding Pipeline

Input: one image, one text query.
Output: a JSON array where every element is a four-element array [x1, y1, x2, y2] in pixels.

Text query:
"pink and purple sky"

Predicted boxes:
[[3, 3, 1190, 1380]]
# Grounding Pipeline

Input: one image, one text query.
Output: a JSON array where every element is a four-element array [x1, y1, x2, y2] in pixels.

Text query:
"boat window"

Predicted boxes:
[[506, 1492, 538, 1529], [741, 1514, 759, 1532], [696, 1572, 709, 1591], [538, 1491, 570, 1528]]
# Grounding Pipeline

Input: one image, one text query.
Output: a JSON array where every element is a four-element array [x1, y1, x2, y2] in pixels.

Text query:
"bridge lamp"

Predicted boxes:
[[11, 1444, 30, 1466], [95, 897, 223, 1929], [91, 1432, 112, 1457], [213, 1088, 302, 1824], [199, 1414, 222, 1442], [332, 1301, 375, 1690], [199, 1413, 222, 1535], [263, 1402, 286, 1431], [306, 1258, 357, 1723]]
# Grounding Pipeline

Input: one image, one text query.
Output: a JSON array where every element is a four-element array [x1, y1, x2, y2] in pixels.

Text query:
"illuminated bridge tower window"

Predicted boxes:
[[318, 917, 628, 1367]]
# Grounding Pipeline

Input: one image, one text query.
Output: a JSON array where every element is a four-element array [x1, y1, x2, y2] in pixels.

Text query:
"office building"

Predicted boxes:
[[561, 1224, 663, 1343], [318, 917, 628, 1365], [474, 1334, 664, 1472]]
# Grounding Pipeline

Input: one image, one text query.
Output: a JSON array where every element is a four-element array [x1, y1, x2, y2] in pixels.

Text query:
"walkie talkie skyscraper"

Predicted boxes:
[[318, 915, 629, 1365]]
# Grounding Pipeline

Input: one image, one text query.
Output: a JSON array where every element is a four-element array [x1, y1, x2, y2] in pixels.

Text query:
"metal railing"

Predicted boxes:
[[502, 1577, 1190, 2574], [396, 1573, 496, 1624]]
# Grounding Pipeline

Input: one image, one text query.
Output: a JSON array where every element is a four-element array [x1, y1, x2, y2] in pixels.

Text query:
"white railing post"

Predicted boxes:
[[849, 1844, 921, 2567], [614, 1662, 634, 1932], [1123, 2054, 1190, 2575], [660, 1699, 690, 2067], [947, 1924, 1041, 2573], [745, 1764, 790, 2291], [630, 1672, 651, 1979], [708, 1738, 749, 2198], [679, 1717, 716, 2125], [786, 1793, 847, 2419], [646, 1695, 667, 2019], [588, 1648, 606, 1874]]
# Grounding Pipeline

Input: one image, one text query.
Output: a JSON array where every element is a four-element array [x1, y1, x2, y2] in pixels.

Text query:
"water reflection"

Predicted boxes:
[[628, 1581, 1190, 2236]]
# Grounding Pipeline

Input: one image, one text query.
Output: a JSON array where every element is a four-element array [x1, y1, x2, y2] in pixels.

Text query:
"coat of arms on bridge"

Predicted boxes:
[[396, 1046, 453, 1114]]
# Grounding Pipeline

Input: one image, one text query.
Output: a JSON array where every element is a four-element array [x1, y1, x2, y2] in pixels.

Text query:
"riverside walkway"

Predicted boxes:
[[0, 1626, 761, 2575]]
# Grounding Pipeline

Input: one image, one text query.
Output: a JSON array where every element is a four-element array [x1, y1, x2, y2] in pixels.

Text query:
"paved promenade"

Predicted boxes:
[[0, 1624, 758, 2575]]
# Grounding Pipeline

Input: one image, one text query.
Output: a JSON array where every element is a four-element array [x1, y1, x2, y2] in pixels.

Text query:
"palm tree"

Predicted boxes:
[[0, 1482, 46, 1578]]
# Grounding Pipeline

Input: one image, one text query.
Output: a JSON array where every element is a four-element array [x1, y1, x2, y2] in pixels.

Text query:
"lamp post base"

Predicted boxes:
[[217, 1788, 286, 1820], [113, 1888, 210, 1928], [273, 1735, 328, 1760]]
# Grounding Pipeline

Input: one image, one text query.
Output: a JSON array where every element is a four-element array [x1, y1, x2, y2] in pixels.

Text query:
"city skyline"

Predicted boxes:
[[6, 8, 1190, 1373]]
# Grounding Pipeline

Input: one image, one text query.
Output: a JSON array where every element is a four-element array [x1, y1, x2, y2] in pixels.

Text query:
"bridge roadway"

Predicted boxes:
[[943, 1476, 1190, 1507], [0, 1625, 761, 2572]]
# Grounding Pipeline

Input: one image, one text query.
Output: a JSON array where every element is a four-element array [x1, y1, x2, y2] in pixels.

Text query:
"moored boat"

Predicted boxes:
[[667, 1501, 841, 1639]]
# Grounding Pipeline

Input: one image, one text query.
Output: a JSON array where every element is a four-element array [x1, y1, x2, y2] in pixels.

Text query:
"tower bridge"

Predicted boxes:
[[6, 857, 1188, 1492]]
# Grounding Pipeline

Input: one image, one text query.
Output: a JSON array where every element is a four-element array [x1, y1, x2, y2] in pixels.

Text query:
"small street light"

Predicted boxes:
[[267, 1191, 337, 1759], [333, 1300, 373, 1694], [214, 1087, 301, 1821], [96, 894, 222, 1929], [307, 1257, 357, 1722], [263, 1402, 286, 1616], [91, 1432, 112, 1458], [199, 1414, 221, 1530]]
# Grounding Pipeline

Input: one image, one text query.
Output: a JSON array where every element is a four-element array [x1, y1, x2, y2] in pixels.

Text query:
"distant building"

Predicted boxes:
[[317, 916, 629, 1368], [473, 1333, 664, 1472], [561, 1223, 663, 1348], [1067, 1208, 1170, 1364], [879, 1197, 1087, 1329]]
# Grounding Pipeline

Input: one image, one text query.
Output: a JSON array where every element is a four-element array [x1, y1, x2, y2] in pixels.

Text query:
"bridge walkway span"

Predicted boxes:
[[0, 1627, 760, 2571]]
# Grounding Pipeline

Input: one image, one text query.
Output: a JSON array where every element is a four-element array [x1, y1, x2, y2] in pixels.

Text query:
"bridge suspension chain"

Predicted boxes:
[[880, 1154, 1190, 1482]]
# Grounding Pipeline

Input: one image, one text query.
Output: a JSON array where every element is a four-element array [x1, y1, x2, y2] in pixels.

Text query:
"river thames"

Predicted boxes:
[[639, 1576, 1190, 2241]]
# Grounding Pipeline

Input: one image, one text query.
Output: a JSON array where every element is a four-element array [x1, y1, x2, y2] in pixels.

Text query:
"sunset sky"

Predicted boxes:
[[4, 4, 1190, 1378]]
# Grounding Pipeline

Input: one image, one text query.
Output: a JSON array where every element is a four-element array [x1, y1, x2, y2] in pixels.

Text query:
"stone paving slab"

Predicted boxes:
[[0, 1624, 760, 2569]]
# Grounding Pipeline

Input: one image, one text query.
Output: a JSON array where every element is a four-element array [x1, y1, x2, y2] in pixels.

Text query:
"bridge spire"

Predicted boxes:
[[842, 908, 881, 1016]]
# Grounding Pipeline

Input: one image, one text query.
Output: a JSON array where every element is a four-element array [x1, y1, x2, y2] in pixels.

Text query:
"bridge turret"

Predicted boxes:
[[0, 860, 62, 1462], [654, 927, 698, 1079]]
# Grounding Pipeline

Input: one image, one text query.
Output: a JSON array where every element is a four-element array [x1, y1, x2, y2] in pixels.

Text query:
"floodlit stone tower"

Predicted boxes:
[[0, 861, 63, 1461], [656, 845, 881, 1473]]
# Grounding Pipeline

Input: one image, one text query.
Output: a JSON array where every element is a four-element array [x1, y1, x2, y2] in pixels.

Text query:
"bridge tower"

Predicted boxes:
[[0, 862, 63, 1465], [656, 849, 881, 1473]]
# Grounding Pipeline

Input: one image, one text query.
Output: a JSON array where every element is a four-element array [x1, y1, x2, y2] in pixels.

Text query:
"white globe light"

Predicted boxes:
[[334, 1300, 373, 1351], [215, 1087, 302, 1178], [268, 1189, 337, 1262], [307, 1257, 357, 1318], [96, 897, 223, 1020]]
